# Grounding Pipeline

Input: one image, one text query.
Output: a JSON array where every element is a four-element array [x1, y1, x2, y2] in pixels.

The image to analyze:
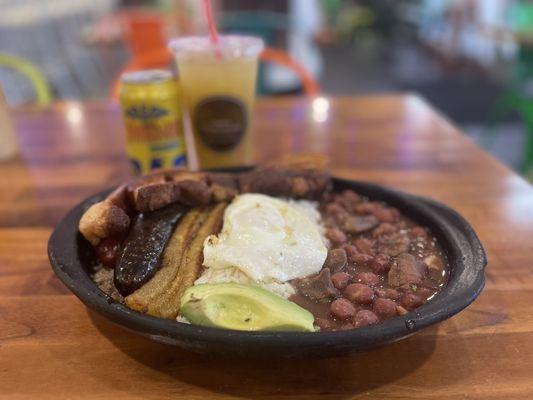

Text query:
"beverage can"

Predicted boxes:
[[119, 69, 186, 174]]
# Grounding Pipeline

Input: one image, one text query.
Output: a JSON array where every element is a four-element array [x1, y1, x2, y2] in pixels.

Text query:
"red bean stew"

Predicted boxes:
[[290, 189, 449, 331]]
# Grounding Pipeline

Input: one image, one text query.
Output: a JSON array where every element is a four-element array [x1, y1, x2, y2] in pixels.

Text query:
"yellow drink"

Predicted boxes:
[[169, 36, 263, 169]]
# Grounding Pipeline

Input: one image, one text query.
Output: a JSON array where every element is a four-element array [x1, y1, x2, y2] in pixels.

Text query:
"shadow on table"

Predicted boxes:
[[88, 310, 444, 398]]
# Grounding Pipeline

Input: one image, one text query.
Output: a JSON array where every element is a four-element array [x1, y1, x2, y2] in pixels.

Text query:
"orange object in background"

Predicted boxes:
[[259, 47, 319, 97], [121, 11, 168, 64]]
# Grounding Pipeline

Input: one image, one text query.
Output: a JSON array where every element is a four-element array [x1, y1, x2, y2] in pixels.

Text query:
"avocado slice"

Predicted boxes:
[[180, 283, 317, 332]]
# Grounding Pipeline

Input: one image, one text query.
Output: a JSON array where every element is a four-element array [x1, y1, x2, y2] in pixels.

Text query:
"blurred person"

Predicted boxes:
[[275, 0, 324, 93], [418, 0, 513, 67]]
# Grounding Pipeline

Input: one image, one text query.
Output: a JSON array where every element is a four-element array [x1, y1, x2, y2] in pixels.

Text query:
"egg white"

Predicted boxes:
[[199, 193, 327, 293]]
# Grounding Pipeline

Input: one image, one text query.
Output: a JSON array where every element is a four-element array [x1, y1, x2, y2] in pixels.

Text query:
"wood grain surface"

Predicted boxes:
[[1, 96, 533, 399]]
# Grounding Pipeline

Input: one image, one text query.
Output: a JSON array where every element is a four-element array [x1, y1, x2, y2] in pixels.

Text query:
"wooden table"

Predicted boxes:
[[2, 96, 533, 399]]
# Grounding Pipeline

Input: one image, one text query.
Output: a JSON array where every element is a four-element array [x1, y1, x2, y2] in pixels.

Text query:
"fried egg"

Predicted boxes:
[[201, 194, 327, 289]]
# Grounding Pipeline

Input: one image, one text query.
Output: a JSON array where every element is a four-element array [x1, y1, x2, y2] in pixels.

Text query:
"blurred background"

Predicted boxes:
[[1, 0, 533, 181]]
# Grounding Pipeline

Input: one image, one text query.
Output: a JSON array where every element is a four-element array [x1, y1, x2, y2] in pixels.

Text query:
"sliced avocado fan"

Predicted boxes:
[[180, 283, 317, 332]]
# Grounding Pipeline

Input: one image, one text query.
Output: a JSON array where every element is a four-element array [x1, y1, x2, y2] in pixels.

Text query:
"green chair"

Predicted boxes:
[[0, 53, 52, 106]]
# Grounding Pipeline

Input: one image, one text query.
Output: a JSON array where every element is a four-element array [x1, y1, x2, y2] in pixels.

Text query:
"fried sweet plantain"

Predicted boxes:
[[146, 202, 227, 319], [124, 208, 209, 314]]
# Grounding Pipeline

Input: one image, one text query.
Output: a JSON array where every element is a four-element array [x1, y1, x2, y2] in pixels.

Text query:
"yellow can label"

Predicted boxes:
[[121, 101, 186, 174]]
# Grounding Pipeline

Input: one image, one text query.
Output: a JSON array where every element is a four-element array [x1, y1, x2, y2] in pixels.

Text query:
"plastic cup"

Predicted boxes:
[[169, 35, 264, 169], [0, 90, 18, 160]]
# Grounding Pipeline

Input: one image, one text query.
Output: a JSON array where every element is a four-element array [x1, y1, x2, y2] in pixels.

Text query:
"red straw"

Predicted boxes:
[[202, 0, 221, 58]]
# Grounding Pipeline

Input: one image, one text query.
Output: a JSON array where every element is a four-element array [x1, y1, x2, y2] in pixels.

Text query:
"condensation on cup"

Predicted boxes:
[[0, 89, 18, 161], [169, 35, 264, 169]]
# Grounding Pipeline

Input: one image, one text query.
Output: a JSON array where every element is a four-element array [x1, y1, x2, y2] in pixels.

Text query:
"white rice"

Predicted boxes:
[[194, 266, 296, 298]]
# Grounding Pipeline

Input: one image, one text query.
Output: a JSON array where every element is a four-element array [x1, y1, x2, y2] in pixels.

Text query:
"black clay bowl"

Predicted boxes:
[[48, 177, 486, 358]]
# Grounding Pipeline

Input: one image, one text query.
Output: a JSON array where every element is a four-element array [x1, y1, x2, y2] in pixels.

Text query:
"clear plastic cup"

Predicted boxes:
[[0, 89, 18, 160], [169, 35, 264, 169]]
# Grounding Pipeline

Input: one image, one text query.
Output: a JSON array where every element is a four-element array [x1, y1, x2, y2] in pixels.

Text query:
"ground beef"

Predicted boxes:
[[323, 248, 347, 273], [388, 253, 427, 288], [291, 268, 338, 302]]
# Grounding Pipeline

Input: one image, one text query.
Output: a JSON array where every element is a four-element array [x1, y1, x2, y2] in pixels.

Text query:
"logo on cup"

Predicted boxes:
[[193, 96, 248, 151]]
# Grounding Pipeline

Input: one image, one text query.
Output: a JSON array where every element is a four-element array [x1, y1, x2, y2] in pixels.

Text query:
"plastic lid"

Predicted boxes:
[[121, 69, 173, 84], [168, 35, 264, 59]]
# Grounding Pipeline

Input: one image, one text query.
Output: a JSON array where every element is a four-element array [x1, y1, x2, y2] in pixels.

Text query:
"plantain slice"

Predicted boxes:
[[125, 207, 209, 315], [149, 202, 227, 319]]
